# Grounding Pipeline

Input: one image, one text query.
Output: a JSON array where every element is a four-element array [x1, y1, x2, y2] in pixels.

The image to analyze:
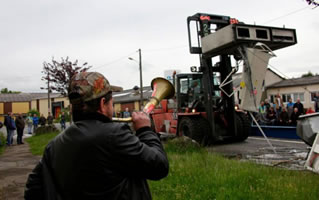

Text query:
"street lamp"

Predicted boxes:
[[128, 49, 143, 110]]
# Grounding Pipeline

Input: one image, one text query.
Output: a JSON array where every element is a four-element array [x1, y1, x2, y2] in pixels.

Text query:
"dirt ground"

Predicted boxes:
[[0, 142, 40, 200]]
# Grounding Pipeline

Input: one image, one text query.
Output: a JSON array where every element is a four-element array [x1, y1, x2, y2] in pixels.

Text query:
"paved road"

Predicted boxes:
[[210, 136, 308, 155]]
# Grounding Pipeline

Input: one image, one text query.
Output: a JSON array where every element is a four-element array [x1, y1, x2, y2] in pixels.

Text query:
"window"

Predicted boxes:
[[293, 93, 304, 102], [269, 93, 304, 104], [282, 94, 292, 103], [270, 94, 275, 103], [179, 78, 189, 95]]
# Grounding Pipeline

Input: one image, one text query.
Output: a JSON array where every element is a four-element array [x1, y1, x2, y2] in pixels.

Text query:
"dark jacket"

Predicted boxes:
[[47, 115, 54, 125], [4, 115, 10, 127], [290, 111, 300, 126], [15, 116, 25, 129], [5, 116, 16, 130], [25, 112, 169, 200], [293, 102, 304, 115], [39, 116, 46, 126], [314, 96, 319, 112]]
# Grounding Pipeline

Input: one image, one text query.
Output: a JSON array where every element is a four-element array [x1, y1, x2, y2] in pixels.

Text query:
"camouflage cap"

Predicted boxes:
[[68, 72, 112, 104]]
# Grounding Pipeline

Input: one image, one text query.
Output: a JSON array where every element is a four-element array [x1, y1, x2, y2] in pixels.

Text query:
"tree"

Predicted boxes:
[[305, 0, 319, 8], [42, 57, 91, 96], [301, 71, 318, 78], [0, 88, 21, 94]]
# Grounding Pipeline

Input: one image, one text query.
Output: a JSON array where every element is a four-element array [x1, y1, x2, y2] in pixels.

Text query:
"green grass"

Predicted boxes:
[[149, 139, 319, 200], [25, 132, 59, 155], [0, 132, 5, 155], [25, 134, 319, 199]]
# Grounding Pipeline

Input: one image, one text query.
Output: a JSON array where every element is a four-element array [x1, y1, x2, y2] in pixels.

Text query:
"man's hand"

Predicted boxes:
[[132, 112, 151, 131]]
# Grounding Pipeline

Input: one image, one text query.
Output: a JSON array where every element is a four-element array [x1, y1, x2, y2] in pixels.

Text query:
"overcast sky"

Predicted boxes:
[[0, 0, 318, 92]]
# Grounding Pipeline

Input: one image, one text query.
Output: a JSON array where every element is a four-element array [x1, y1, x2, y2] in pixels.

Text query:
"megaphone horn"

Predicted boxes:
[[112, 77, 175, 122], [143, 77, 175, 114]]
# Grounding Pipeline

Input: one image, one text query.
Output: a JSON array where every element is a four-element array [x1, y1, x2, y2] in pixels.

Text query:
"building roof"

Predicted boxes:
[[267, 75, 319, 89], [0, 93, 32, 102], [113, 86, 153, 103], [0, 93, 64, 102], [232, 68, 284, 88], [29, 93, 64, 100]]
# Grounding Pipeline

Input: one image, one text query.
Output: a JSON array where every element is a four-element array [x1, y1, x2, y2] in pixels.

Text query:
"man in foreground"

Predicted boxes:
[[25, 72, 169, 200]]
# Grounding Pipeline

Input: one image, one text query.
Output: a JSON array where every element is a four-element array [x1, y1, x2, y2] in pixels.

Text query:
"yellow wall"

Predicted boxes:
[[12, 102, 29, 114], [39, 99, 50, 117], [114, 103, 121, 113], [31, 100, 37, 110], [134, 101, 140, 111], [0, 102, 3, 122], [0, 103, 3, 115]]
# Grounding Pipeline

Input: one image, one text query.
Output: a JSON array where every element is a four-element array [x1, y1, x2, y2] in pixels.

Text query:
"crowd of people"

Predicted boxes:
[[1, 111, 66, 146], [256, 92, 319, 126], [114, 107, 132, 118]]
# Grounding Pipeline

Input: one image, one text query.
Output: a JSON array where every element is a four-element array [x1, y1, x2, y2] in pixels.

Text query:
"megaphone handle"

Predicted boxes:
[[143, 97, 160, 114]]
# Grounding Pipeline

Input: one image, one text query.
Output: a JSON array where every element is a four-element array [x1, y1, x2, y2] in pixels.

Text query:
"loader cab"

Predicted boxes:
[[176, 73, 203, 111], [176, 73, 221, 112]]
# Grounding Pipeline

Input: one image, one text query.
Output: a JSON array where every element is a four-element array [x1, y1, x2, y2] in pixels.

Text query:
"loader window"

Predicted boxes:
[[179, 77, 203, 108]]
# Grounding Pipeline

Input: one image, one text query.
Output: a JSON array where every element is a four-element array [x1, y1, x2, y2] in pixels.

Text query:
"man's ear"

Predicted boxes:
[[99, 97, 106, 113]]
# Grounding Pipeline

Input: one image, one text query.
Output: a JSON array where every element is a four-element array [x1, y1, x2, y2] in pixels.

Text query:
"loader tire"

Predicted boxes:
[[235, 112, 250, 141], [178, 117, 210, 146]]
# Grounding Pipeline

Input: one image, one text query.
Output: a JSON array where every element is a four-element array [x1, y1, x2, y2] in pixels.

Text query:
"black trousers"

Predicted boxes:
[[17, 128, 24, 144]]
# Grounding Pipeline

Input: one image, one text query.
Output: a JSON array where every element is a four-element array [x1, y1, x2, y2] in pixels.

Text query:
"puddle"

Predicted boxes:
[[244, 147, 310, 170]]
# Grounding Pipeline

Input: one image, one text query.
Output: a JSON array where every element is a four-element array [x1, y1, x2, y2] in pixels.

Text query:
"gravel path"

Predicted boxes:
[[0, 140, 40, 200]]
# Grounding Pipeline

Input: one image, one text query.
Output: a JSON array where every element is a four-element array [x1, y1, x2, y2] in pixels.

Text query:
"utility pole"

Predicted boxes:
[[47, 73, 51, 116], [139, 48, 143, 110]]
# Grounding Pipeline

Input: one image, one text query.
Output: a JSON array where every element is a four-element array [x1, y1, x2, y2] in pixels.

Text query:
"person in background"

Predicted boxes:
[[32, 114, 39, 133], [266, 107, 277, 125], [4, 112, 12, 145], [5, 113, 16, 146], [258, 101, 267, 115], [306, 107, 315, 114], [25, 72, 169, 199], [293, 98, 304, 115], [47, 112, 54, 125], [274, 93, 283, 119], [15, 113, 25, 144], [39, 114, 46, 126], [289, 107, 300, 126], [278, 107, 289, 126], [264, 99, 271, 113], [286, 98, 294, 119], [26, 113, 33, 135], [60, 112, 66, 130], [0, 121, 2, 146], [123, 107, 131, 118], [314, 92, 319, 112]]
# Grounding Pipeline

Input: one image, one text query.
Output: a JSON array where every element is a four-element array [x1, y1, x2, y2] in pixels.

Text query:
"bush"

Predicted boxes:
[[0, 132, 6, 155], [164, 136, 203, 154], [34, 125, 59, 136], [28, 109, 40, 117]]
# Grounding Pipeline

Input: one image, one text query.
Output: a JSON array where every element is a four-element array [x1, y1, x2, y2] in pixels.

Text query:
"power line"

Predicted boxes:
[[262, 6, 309, 25], [91, 51, 137, 70], [143, 45, 187, 52]]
